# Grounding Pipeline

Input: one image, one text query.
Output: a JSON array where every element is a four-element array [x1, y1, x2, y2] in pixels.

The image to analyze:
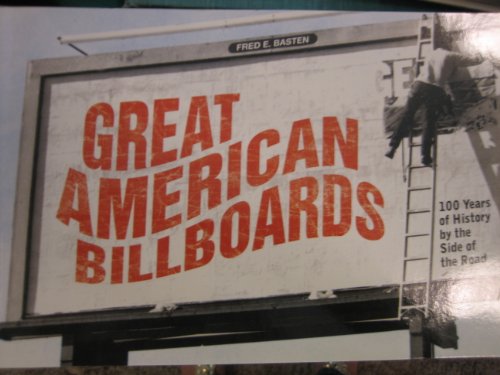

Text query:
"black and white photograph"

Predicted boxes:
[[0, 5, 499, 373]]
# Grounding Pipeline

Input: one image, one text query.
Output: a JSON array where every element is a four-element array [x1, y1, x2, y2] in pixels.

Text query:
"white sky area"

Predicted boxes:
[[1, 6, 499, 368]]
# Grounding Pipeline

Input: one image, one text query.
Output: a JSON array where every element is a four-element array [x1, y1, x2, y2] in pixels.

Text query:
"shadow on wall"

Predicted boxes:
[[449, 61, 500, 215]]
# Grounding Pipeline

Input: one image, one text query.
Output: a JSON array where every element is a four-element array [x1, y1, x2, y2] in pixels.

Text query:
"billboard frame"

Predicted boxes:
[[2, 19, 426, 355]]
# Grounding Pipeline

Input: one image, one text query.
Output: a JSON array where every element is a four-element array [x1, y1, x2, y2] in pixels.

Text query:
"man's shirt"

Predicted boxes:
[[417, 48, 483, 88]]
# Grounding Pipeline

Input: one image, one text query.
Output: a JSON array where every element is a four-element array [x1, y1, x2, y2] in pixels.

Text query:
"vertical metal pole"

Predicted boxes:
[[60, 335, 75, 366], [61, 334, 128, 365], [408, 310, 433, 358]]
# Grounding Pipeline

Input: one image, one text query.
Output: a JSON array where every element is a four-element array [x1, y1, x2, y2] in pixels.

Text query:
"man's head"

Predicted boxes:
[[434, 27, 454, 51]]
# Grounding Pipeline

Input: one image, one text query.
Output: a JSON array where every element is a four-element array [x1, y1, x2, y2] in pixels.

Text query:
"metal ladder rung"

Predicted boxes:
[[407, 208, 431, 214], [409, 164, 431, 170], [408, 185, 432, 192], [405, 232, 430, 238], [404, 256, 429, 262], [400, 304, 428, 310]]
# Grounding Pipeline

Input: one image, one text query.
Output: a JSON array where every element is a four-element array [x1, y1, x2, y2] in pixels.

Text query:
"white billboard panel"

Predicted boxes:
[[13, 17, 500, 317]]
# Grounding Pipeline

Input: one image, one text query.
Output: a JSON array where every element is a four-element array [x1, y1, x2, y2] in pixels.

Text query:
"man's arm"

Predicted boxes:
[[451, 51, 485, 67]]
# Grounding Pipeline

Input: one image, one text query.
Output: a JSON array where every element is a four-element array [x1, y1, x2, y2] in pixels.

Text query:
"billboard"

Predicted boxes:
[[7, 14, 500, 321]]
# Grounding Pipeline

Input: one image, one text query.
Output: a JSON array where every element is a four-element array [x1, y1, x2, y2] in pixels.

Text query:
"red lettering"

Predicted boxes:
[[187, 153, 222, 220], [117, 101, 148, 170], [151, 98, 179, 167], [323, 117, 358, 170], [323, 174, 352, 236], [181, 96, 213, 158], [356, 182, 384, 240], [214, 93, 240, 143], [152, 166, 183, 233], [128, 244, 153, 282], [227, 142, 242, 200], [83, 103, 114, 170], [97, 176, 148, 239], [156, 236, 181, 277], [56, 168, 93, 236], [220, 202, 250, 259], [111, 246, 124, 284], [76, 240, 105, 284], [247, 129, 280, 186], [185, 219, 215, 271], [289, 177, 319, 241], [283, 119, 319, 174], [253, 186, 285, 250]]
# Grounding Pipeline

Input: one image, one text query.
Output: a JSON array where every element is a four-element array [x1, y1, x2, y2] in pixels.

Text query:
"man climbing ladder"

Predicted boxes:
[[385, 43, 484, 166], [383, 15, 486, 357]]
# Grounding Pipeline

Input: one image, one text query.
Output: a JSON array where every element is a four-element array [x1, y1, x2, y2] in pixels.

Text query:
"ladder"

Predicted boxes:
[[398, 14, 437, 321]]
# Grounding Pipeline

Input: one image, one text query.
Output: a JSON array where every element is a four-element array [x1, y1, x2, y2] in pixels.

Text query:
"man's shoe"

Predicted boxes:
[[385, 147, 396, 159], [421, 155, 433, 166]]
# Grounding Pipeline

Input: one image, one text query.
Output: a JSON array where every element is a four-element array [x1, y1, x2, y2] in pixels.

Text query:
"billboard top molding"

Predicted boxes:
[[32, 18, 418, 77], [57, 11, 339, 45]]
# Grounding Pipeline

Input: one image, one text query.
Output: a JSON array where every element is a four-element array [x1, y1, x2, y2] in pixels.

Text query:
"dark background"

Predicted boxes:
[[0, 0, 492, 11]]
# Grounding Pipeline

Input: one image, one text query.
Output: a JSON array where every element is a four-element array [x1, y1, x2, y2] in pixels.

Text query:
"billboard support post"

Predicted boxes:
[[408, 310, 433, 358], [61, 335, 128, 366], [60, 336, 74, 367]]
